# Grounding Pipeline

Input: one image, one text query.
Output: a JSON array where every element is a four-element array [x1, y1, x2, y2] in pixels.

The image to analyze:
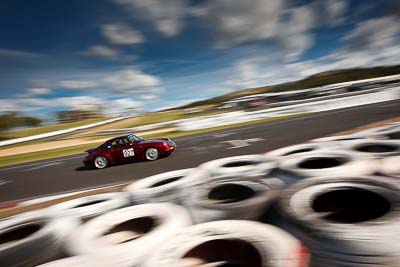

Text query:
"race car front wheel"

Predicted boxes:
[[94, 156, 109, 169], [145, 148, 159, 161]]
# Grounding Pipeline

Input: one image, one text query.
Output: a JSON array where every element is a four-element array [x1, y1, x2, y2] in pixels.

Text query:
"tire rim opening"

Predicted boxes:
[[298, 157, 346, 169], [73, 199, 107, 208], [222, 160, 259, 168], [182, 239, 263, 267], [387, 131, 400, 140], [355, 144, 397, 153], [0, 223, 42, 248], [150, 176, 184, 188], [312, 187, 391, 223], [336, 137, 362, 141], [102, 216, 156, 244], [284, 148, 314, 156], [208, 184, 256, 204]]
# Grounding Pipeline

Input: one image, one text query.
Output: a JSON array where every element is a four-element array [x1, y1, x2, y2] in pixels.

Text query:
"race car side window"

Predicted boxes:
[[101, 143, 112, 149]]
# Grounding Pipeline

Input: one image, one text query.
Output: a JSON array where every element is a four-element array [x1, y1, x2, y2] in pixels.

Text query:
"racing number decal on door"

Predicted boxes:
[[123, 148, 135, 157]]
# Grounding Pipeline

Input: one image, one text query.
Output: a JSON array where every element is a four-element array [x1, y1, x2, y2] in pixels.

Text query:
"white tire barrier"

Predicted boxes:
[[46, 193, 131, 221], [124, 169, 198, 204], [278, 176, 400, 266], [185, 179, 276, 223], [276, 151, 378, 179], [65, 203, 192, 266], [0, 214, 78, 267], [198, 154, 276, 177], [145, 220, 309, 267]]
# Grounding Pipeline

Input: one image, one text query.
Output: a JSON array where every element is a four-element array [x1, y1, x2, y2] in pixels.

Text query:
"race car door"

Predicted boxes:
[[110, 138, 135, 163]]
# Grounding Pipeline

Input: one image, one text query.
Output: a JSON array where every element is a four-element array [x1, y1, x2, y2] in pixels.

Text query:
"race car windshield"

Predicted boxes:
[[128, 135, 145, 142]]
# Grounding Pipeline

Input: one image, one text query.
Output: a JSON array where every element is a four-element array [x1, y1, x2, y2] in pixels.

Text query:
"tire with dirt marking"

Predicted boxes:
[[185, 178, 276, 223], [65, 203, 192, 266], [0, 214, 78, 267], [276, 151, 378, 180], [145, 220, 308, 267], [124, 168, 199, 204], [46, 192, 131, 221], [198, 154, 276, 178], [278, 176, 400, 266]]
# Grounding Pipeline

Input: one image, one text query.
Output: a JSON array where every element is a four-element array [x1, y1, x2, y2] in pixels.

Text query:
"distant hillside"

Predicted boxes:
[[179, 64, 400, 109]]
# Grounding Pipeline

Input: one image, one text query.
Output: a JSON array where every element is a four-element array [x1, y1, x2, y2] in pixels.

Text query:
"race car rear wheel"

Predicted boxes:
[[94, 156, 108, 169], [145, 148, 159, 161]]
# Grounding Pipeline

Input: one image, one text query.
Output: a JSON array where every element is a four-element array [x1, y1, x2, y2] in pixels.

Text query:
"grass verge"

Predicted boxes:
[[0, 113, 305, 167]]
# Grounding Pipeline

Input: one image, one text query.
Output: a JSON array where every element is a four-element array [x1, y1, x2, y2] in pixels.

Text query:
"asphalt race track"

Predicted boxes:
[[0, 100, 399, 203]]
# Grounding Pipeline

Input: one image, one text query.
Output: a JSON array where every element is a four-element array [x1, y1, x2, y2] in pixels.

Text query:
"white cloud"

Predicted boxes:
[[102, 23, 144, 45], [324, 0, 347, 26], [103, 68, 162, 93], [196, 0, 319, 60], [0, 96, 105, 113], [0, 49, 41, 58], [107, 98, 141, 114], [114, 0, 187, 37], [140, 94, 158, 101], [277, 5, 316, 61], [198, 0, 284, 46], [83, 45, 121, 59], [27, 88, 51, 96], [55, 96, 105, 110], [344, 16, 400, 51], [59, 80, 97, 89]]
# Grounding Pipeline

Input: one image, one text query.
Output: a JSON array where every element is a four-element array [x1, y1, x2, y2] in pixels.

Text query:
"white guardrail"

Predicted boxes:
[[0, 116, 130, 147], [175, 87, 400, 131]]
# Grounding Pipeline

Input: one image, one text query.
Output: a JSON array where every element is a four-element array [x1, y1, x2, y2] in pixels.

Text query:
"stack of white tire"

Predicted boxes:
[[1, 121, 399, 266]]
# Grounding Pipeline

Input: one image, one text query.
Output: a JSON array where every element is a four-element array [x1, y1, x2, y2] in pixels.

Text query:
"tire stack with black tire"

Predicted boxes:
[[1, 121, 400, 266]]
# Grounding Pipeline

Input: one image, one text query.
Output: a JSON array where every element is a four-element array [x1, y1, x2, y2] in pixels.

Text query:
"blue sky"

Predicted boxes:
[[0, 0, 399, 118]]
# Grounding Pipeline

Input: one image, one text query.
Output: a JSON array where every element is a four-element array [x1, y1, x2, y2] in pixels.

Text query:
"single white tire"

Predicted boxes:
[[377, 127, 400, 141], [266, 143, 326, 158], [198, 154, 276, 177], [340, 139, 400, 158], [0, 214, 78, 267], [46, 192, 131, 221], [124, 169, 199, 204], [36, 255, 130, 267], [311, 134, 370, 143], [65, 203, 192, 266], [354, 123, 400, 136], [278, 176, 400, 264], [145, 220, 308, 267], [277, 151, 378, 179], [185, 179, 276, 223]]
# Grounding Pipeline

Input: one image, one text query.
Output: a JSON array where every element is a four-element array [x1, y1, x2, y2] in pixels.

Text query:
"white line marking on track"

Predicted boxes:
[[0, 180, 10, 186], [0, 155, 85, 172], [24, 162, 63, 172]]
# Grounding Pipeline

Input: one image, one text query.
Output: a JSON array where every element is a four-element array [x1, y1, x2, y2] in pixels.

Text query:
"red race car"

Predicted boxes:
[[83, 134, 176, 169]]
